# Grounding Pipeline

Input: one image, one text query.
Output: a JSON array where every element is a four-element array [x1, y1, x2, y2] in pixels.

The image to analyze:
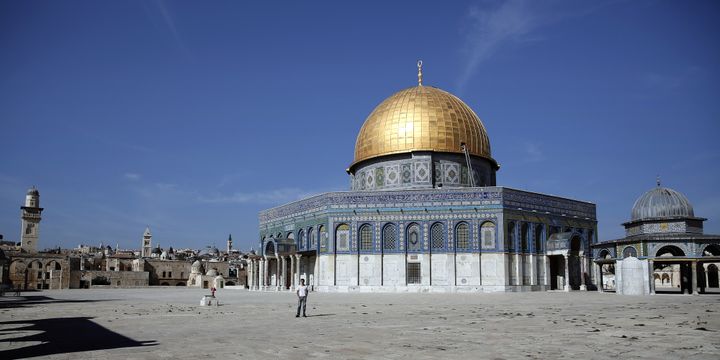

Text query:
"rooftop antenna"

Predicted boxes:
[[417, 60, 423, 86], [461, 142, 476, 187]]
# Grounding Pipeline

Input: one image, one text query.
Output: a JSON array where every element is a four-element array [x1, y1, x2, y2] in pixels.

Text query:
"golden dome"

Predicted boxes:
[[351, 85, 493, 168]]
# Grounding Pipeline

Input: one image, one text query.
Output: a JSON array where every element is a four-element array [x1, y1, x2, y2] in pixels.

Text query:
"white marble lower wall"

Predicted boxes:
[[481, 253, 508, 286], [359, 254, 382, 286], [335, 254, 357, 286], [314, 285, 540, 293], [382, 254, 405, 286], [316, 253, 551, 292], [455, 253, 480, 285], [318, 255, 333, 286]]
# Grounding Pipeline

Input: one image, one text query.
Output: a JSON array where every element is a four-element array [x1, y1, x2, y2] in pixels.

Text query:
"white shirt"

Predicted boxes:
[[297, 285, 308, 297]]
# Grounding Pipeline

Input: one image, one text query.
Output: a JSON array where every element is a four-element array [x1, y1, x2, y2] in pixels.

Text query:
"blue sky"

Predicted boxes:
[[1, 0, 718, 251]]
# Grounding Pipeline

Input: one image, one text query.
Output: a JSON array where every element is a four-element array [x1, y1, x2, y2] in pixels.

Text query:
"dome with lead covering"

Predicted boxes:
[[631, 184, 694, 221]]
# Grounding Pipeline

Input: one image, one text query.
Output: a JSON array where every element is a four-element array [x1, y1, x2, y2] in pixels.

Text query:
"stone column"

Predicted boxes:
[[281, 256, 287, 290], [563, 254, 570, 291], [253, 259, 258, 289], [529, 254, 537, 286], [595, 262, 604, 293], [263, 257, 268, 290], [295, 254, 302, 285], [691, 261, 698, 295], [580, 255, 587, 291], [514, 253, 521, 286], [253, 259, 258, 290], [705, 263, 710, 292], [274, 257, 280, 290], [257, 259, 262, 290], [290, 255, 296, 290], [648, 259, 656, 295]]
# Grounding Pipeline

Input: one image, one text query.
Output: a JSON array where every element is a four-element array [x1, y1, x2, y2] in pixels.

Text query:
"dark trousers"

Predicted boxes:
[[296, 296, 307, 316]]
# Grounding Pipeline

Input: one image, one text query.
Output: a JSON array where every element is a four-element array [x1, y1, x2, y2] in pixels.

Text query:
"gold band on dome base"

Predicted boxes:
[[350, 85, 494, 170]]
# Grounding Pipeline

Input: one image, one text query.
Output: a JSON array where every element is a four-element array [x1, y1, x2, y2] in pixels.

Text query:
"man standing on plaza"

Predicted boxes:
[[296, 278, 308, 317]]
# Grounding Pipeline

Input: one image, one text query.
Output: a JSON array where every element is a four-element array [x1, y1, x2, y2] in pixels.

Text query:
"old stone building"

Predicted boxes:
[[253, 64, 598, 293]]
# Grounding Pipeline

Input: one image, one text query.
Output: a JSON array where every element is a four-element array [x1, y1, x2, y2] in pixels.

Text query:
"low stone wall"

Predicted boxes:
[[70, 270, 149, 289]]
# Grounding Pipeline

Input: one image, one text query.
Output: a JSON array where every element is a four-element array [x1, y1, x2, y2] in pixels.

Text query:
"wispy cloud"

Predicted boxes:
[[141, 0, 193, 59], [124, 173, 141, 181], [457, 1, 537, 93], [457, 0, 606, 93]]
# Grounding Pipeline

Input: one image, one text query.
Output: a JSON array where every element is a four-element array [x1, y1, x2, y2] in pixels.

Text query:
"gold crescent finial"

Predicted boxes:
[[417, 60, 423, 86], [656, 175, 661, 187]]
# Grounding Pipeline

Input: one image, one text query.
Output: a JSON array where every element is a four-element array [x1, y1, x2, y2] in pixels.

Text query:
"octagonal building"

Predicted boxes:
[[254, 65, 597, 292]]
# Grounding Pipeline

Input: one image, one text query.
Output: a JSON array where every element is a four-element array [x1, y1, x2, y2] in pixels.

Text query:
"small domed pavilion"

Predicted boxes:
[[592, 180, 720, 295]]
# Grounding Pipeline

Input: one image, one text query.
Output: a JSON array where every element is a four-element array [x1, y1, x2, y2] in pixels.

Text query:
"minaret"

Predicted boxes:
[[227, 234, 233, 253], [141, 226, 152, 257], [20, 186, 43, 252]]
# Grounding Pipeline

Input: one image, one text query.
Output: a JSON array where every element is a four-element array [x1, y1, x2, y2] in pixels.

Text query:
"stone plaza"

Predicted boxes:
[[1, 287, 718, 359]]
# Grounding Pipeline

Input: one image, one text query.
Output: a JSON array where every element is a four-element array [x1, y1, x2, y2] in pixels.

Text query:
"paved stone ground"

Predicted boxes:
[[1, 288, 719, 359]]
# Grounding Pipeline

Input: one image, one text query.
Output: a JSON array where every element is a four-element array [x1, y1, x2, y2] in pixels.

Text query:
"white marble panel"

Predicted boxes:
[[335, 254, 357, 286], [481, 253, 507, 286], [382, 254, 405, 286], [455, 253, 480, 285], [359, 254, 382, 286]]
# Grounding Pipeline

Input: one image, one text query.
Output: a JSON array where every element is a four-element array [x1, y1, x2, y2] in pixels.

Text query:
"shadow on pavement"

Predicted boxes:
[[0, 317, 157, 359], [0, 295, 115, 309]]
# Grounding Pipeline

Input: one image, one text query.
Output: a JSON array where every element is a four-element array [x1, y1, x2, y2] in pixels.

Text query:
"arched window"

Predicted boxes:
[[507, 222, 516, 251], [264, 241, 275, 256], [455, 222, 470, 250], [359, 224, 372, 251], [622, 246, 637, 258], [298, 229, 306, 250], [309, 227, 316, 249], [431, 223, 444, 250], [407, 223, 421, 251], [335, 224, 350, 251], [480, 221, 495, 249], [521, 223, 529, 253], [383, 224, 397, 251]]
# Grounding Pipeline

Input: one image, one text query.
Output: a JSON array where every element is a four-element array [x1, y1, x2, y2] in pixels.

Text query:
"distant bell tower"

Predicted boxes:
[[227, 234, 233, 253], [142, 226, 152, 257], [20, 186, 43, 252]]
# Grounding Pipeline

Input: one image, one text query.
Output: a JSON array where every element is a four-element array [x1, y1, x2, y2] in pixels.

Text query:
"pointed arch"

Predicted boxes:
[[406, 223, 421, 251], [455, 222, 470, 250], [430, 222, 445, 250], [382, 223, 397, 251], [359, 224, 373, 251], [335, 223, 350, 252]]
